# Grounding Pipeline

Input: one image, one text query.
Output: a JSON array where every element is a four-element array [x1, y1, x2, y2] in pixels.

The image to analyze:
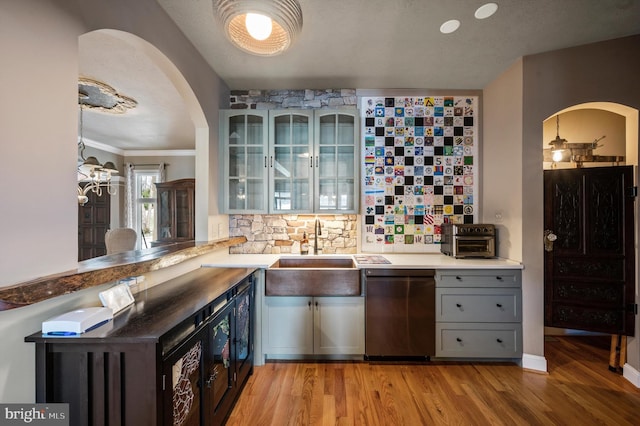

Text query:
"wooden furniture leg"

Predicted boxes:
[[609, 334, 618, 371], [609, 334, 626, 373], [619, 335, 627, 367]]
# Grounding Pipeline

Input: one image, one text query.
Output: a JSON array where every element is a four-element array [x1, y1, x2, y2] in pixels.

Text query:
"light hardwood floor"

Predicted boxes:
[[226, 336, 640, 425]]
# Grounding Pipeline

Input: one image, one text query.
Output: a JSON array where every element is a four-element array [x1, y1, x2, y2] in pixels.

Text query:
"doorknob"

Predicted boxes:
[[544, 230, 557, 252]]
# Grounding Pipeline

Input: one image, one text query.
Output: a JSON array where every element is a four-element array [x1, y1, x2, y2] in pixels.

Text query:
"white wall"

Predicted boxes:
[[482, 59, 524, 262], [482, 59, 547, 369], [0, 1, 82, 287]]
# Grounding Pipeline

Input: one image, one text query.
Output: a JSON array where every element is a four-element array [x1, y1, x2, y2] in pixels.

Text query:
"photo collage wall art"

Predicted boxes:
[[360, 96, 479, 252]]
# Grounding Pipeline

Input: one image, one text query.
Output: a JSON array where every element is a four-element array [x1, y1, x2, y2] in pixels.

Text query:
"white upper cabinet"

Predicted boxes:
[[220, 110, 269, 213], [220, 109, 359, 214], [269, 110, 314, 213], [314, 111, 358, 213]]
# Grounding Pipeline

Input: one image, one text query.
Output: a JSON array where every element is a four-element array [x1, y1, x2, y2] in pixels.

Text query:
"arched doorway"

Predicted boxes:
[[542, 102, 639, 370], [77, 29, 210, 254]]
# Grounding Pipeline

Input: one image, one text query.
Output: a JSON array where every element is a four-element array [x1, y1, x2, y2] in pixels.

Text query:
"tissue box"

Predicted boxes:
[[42, 307, 113, 335]]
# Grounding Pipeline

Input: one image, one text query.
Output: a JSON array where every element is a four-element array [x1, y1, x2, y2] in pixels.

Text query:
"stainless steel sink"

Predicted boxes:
[[266, 256, 360, 296]]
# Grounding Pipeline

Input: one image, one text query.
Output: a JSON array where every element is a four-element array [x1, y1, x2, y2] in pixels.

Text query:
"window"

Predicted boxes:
[[134, 171, 159, 249]]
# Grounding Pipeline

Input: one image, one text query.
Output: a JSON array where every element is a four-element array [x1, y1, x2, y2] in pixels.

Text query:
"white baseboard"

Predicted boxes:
[[521, 353, 548, 373], [623, 363, 640, 388]]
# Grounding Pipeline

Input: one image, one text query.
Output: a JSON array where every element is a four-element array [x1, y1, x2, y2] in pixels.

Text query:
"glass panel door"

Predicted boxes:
[[235, 281, 253, 386], [315, 112, 358, 212], [158, 189, 172, 239], [223, 111, 268, 212], [162, 329, 205, 426], [175, 189, 190, 238], [209, 304, 236, 425], [270, 111, 312, 213]]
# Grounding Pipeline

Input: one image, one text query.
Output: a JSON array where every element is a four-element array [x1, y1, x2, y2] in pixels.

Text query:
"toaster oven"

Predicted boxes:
[[440, 223, 496, 258]]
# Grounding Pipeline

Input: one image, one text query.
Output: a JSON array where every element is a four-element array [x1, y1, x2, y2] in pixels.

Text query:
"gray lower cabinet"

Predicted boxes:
[[435, 269, 522, 359], [262, 296, 364, 358]]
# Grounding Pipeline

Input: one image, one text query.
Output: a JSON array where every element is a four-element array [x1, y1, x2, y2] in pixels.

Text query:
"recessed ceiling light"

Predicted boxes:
[[440, 19, 460, 34], [475, 3, 498, 19]]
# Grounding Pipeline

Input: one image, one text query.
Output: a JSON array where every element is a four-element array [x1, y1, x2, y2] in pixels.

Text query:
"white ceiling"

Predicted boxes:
[[80, 0, 640, 151], [79, 31, 194, 152]]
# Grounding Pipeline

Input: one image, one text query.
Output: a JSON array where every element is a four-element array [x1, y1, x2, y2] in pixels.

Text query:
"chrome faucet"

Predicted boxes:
[[314, 218, 322, 255]]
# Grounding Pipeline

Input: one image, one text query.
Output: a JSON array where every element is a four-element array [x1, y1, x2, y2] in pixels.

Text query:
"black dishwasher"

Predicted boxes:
[[364, 269, 435, 359]]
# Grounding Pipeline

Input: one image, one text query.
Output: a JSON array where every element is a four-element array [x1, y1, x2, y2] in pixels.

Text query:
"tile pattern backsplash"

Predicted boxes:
[[229, 215, 358, 254]]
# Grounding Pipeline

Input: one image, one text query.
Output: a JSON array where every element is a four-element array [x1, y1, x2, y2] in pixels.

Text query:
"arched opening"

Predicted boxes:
[[541, 102, 639, 367], [542, 102, 638, 171], [77, 29, 210, 256]]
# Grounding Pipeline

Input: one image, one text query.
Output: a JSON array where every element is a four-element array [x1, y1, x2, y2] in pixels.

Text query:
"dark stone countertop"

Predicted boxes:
[[0, 237, 247, 311]]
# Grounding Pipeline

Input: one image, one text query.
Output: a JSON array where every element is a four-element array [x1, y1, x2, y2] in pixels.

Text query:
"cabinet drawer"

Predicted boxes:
[[435, 323, 522, 358], [436, 288, 521, 322], [436, 269, 521, 288]]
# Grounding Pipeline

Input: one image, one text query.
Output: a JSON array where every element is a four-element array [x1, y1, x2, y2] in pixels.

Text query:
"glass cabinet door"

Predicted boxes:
[[269, 111, 313, 213], [162, 329, 206, 426], [158, 188, 173, 240], [208, 304, 236, 425], [222, 111, 268, 213], [315, 111, 358, 212], [234, 281, 253, 387], [175, 188, 191, 239]]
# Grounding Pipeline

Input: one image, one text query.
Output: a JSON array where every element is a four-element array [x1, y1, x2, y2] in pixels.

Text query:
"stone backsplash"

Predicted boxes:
[[229, 89, 357, 110], [229, 214, 358, 254]]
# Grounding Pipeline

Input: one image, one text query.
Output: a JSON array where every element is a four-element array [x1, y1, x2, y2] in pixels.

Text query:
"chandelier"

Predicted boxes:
[[77, 92, 118, 206]]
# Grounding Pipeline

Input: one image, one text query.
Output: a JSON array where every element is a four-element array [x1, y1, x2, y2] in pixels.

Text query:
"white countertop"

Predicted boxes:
[[202, 253, 522, 270]]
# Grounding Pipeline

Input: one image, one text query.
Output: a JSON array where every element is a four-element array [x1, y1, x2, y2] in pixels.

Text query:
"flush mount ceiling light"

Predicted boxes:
[[213, 0, 303, 56], [475, 3, 498, 20]]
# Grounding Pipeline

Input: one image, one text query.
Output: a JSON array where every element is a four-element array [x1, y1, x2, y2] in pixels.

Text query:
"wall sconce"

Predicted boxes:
[[213, 0, 303, 56]]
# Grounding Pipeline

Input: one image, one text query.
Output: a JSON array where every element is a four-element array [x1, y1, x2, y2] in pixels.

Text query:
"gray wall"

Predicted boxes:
[[521, 35, 639, 367]]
